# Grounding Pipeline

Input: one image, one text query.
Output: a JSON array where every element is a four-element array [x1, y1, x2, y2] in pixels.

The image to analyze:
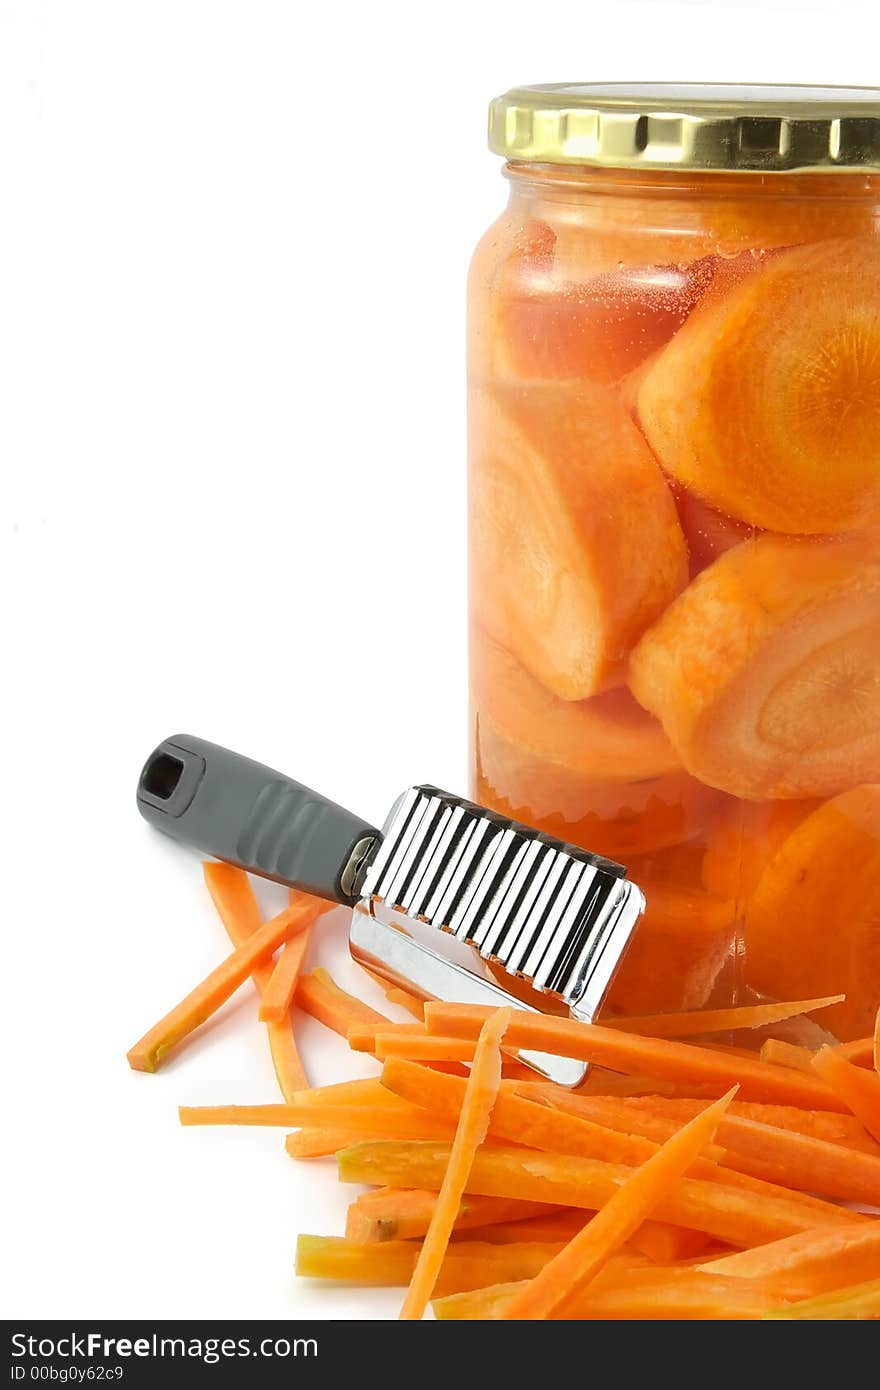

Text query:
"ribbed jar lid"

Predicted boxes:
[[489, 83, 880, 173]]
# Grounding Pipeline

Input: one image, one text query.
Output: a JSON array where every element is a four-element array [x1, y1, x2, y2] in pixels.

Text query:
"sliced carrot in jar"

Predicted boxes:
[[470, 379, 688, 701], [744, 786, 880, 1041], [471, 632, 680, 783], [701, 798, 821, 904], [674, 490, 758, 578], [475, 719, 719, 861], [605, 885, 736, 1016], [494, 219, 716, 386], [637, 237, 880, 534], [629, 534, 880, 801]]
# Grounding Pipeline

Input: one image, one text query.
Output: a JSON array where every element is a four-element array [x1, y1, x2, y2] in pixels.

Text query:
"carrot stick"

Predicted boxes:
[[434, 1268, 780, 1321], [338, 1141, 843, 1247], [348, 1021, 425, 1053], [127, 895, 323, 1073], [812, 1045, 880, 1143], [527, 1085, 880, 1209], [295, 968, 390, 1037], [758, 1039, 815, 1073], [424, 1002, 845, 1110], [179, 1100, 455, 1141], [606, 995, 844, 1038], [344, 1190, 555, 1244], [374, 1033, 484, 1064], [203, 861, 308, 1097], [296, 1234, 564, 1296], [699, 1223, 880, 1298], [285, 1129, 361, 1158], [291, 1077, 390, 1108], [616, 1094, 880, 1155], [399, 1008, 510, 1320], [500, 1091, 735, 1320], [836, 1036, 876, 1066], [764, 1277, 880, 1320], [258, 920, 315, 1023]]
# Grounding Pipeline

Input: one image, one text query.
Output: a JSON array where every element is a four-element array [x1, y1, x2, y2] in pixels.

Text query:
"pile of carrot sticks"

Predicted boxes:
[[128, 863, 880, 1320]]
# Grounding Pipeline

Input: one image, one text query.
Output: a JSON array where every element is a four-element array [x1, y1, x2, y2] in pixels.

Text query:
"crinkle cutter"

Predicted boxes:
[[136, 735, 646, 1086]]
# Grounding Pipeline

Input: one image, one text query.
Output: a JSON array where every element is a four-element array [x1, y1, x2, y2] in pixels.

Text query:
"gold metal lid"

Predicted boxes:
[[489, 83, 880, 173]]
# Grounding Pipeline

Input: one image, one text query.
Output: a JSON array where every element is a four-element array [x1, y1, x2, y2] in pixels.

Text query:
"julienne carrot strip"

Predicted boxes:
[[758, 1039, 815, 1074], [434, 1268, 780, 1321], [127, 894, 322, 1074], [258, 927, 314, 1024], [500, 1091, 736, 1320], [606, 995, 844, 1039], [617, 1094, 880, 1156], [348, 1021, 425, 1053], [292, 1077, 390, 1108], [296, 1234, 566, 1297], [764, 1277, 880, 1320], [203, 861, 308, 1098], [399, 1009, 511, 1321], [424, 1002, 845, 1111], [285, 1129, 361, 1159], [812, 1045, 880, 1143], [344, 1190, 555, 1244], [338, 1140, 845, 1248], [699, 1223, 880, 1298], [179, 1100, 455, 1141], [523, 1086, 868, 1218], [525, 1084, 880, 1210], [295, 968, 390, 1038], [836, 1037, 876, 1066], [374, 1033, 483, 1064]]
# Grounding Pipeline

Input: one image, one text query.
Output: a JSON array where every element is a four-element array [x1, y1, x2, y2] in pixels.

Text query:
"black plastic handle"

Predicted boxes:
[[136, 734, 380, 905]]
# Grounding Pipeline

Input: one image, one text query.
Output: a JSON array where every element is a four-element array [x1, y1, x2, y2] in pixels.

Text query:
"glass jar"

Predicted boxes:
[[468, 84, 880, 1037]]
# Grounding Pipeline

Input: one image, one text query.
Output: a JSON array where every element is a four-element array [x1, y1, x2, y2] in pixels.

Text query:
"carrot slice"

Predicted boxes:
[[203, 861, 308, 1098], [475, 720, 719, 861], [701, 798, 819, 904], [744, 788, 880, 1040], [637, 238, 880, 534], [423, 1003, 845, 1110], [295, 968, 390, 1037], [630, 535, 880, 803], [345, 1190, 554, 1244], [470, 379, 687, 700], [607, 996, 844, 1039], [700, 1223, 880, 1298], [764, 1277, 880, 1320], [296, 1234, 563, 1298], [339, 1140, 835, 1248], [258, 924, 314, 1024], [127, 893, 325, 1073], [398, 1008, 510, 1320], [473, 631, 679, 783], [492, 219, 716, 387], [605, 885, 736, 1014], [501, 1090, 734, 1319], [812, 1046, 880, 1143]]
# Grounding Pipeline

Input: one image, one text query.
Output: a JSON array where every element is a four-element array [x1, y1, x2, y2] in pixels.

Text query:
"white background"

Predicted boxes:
[[3, 0, 880, 1322]]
